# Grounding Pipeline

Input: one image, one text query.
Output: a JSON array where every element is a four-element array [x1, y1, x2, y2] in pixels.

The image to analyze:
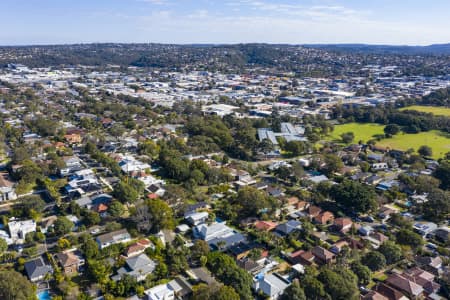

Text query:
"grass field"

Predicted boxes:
[[327, 123, 385, 143], [399, 105, 450, 117], [376, 130, 450, 159]]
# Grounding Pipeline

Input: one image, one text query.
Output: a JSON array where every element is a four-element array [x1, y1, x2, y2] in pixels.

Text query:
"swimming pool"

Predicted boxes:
[[37, 290, 51, 300]]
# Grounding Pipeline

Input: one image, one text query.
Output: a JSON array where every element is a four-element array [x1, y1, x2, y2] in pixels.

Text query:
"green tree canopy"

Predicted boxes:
[[396, 229, 423, 248], [384, 124, 401, 136], [207, 252, 253, 300], [233, 186, 270, 218], [318, 267, 359, 300], [280, 280, 306, 300], [350, 262, 372, 286], [361, 251, 386, 271], [378, 241, 403, 265], [113, 181, 139, 204], [53, 216, 74, 236], [330, 180, 377, 213], [0, 269, 37, 300]]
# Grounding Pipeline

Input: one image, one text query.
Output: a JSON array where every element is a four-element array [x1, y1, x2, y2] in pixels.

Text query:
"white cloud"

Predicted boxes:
[[131, 7, 450, 45]]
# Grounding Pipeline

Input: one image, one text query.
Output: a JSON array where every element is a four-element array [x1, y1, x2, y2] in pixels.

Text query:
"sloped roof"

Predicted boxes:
[[386, 273, 424, 297]]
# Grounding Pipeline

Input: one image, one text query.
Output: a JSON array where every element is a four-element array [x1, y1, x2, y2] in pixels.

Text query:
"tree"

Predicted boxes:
[[54, 216, 74, 236], [207, 252, 253, 300], [19, 195, 46, 216], [84, 211, 101, 226], [133, 199, 175, 234], [350, 262, 371, 286], [396, 229, 423, 248], [87, 259, 111, 285], [318, 267, 359, 300], [233, 186, 270, 218], [322, 154, 344, 176], [378, 241, 403, 265], [361, 251, 386, 271], [108, 201, 125, 217], [285, 141, 306, 156], [0, 238, 7, 253], [330, 180, 377, 213], [418, 145, 432, 157], [275, 166, 292, 180], [384, 124, 400, 136], [434, 161, 450, 190], [280, 280, 306, 300], [302, 275, 330, 300], [422, 189, 450, 223], [192, 282, 240, 300], [113, 181, 139, 203], [190, 240, 210, 265], [258, 138, 274, 154], [81, 237, 99, 259], [340, 132, 355, 144], [0, 269, 37, 300], [57, 238, 71, 250]]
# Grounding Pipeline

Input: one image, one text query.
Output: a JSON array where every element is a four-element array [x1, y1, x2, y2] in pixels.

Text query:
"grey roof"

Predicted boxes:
[[114, 254, 156, 281], [126, 253, 155, 271], [208, 232, 246, 250], [168, 276, 193, 297], [275, 220, 302, 236], [75, 196, 92, 207], [96, 229, 130, 245], [24, 257, 53, 280]]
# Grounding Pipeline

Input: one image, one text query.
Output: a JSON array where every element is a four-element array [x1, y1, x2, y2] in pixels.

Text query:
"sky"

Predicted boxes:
[[1, 0, 450, 45]]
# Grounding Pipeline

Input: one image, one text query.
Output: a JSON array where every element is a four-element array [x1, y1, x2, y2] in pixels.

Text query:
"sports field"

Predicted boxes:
[[376, 130, 450, 159], [327, 123, 450, 158], [399, 105, 450, 117], [328, 123, 385, 143]]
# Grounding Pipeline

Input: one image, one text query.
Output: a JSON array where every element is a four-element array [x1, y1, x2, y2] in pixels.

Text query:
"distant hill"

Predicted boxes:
[[304, 43, 450, 55]]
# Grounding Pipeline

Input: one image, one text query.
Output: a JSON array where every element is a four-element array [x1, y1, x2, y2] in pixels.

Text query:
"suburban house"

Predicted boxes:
[[374, 283, 409, 300], [96, 229, 131, 249], [254, 220, 278, 232], [385, 273, 424, 299], [64, 133, 82, 144], [415, 256, 443, 276], [313, 211, 334, 225], [0, 172, 17, 202], [123, 238, 154, 258], [8, 219, 36, 243], [185, 211, 209, 226], [253, 273, 290, 300], [333, 217, 353, 233], [311, 246, 335, 265], [112, 253, 156, 282], [273, 220, 302, 237], [193, 222, 245, 250], [60, 156, 83, 176], [144, 283, 175, 300], [413, 222, 438, 237], [287, 250, 315, 266], [55, 249, 85, 276], [144, 277, 193, 300], [24, 256, 53, 282]]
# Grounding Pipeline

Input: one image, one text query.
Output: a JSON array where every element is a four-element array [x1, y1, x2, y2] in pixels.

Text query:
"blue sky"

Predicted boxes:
[[1, 0, 450, 45]]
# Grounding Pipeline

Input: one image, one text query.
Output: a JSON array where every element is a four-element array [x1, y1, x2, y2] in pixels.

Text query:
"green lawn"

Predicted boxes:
[[327, 123, 385, 144], [376, 130, 450, 159], [399, 105, 450, 117]]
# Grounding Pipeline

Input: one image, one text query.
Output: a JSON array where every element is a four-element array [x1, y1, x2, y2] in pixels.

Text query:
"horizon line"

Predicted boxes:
[[0, 42, 449, 47]]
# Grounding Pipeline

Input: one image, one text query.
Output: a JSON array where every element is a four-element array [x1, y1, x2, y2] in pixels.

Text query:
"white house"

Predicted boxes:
[[254, 273, 290, 299], [96, 229, 131, 249], [145, 283, 175, 300], [8, 219, 36, 243], [185, 211, 209, 226], [0, 172, 17, 202]]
